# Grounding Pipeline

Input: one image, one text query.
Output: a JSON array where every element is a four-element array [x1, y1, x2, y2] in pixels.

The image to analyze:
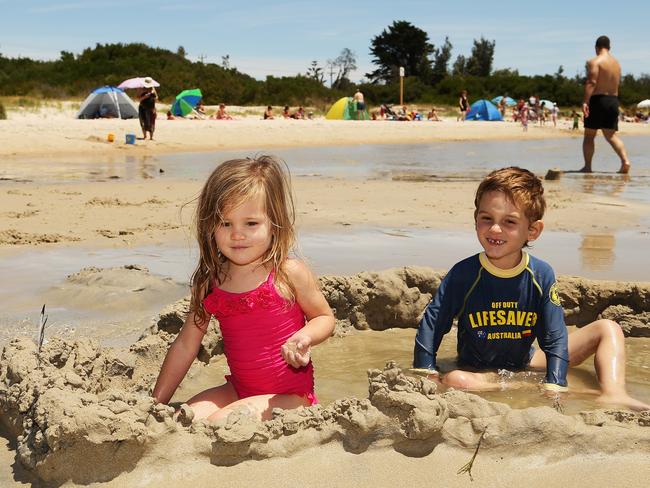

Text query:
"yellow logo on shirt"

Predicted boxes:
[[549, 282, 561, 306]]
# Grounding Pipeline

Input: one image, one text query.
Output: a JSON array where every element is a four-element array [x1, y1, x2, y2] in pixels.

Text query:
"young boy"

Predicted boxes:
[[413, 167, 649, 411]]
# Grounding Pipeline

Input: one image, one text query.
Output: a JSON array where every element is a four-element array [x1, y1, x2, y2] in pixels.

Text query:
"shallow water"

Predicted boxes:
[[2, 137, 650, 202], [174, 328, 650, 415]]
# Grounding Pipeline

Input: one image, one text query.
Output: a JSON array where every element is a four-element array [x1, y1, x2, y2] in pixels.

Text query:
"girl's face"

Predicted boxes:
[[214, 193, 272, 268]]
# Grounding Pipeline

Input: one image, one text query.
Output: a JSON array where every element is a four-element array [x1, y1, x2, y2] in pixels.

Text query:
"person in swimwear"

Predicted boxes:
[[413, 167, 649, 411], [580, 35, 631, 174], [457, 90, 469, 121], [153, 156, 335, 421]]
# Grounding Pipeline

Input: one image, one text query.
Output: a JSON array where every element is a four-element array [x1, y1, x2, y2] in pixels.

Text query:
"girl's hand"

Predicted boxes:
[[281, 332, 312, 368]]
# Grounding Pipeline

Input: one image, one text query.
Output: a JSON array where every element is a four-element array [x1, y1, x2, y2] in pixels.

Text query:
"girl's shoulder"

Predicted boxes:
[[282, 258, 312, 284]]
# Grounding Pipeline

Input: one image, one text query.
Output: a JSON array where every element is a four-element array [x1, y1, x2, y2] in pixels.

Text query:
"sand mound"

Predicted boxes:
[[1, 338, 649, 485], [152, 266, 650, 337], [41, 264, 187, 312], [1, 266, 649, 484]]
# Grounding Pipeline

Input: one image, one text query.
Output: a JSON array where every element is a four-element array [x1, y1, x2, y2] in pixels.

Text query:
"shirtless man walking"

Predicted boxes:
[[580, 35, 631, 174]]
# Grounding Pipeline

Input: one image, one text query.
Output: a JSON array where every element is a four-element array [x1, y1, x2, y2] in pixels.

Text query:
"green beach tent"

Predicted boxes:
[[325, 97, 369, 120]]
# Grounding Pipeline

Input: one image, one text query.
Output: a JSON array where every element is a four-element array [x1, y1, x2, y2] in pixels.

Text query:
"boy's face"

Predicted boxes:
[[475, 190, 543, 269]]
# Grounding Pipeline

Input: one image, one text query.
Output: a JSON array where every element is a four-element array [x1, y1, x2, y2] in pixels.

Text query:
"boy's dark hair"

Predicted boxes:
[[595, 35, 610, 50], [474, 167, 546, 223]]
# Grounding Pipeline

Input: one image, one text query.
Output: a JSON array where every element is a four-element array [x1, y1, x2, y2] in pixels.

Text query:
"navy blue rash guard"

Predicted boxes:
[[414, 252, 569, 387]]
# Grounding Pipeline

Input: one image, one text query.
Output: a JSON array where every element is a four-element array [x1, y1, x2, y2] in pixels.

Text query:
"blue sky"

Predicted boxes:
[[2, 0, 649, 82]]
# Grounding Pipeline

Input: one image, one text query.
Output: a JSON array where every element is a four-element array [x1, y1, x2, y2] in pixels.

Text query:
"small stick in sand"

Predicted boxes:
[[37, 304, 48, 353], [457, 427, 488, 481]]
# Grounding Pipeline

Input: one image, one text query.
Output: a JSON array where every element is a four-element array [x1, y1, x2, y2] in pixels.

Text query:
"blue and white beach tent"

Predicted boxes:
[[466, 99, 503, 121], [76, 86, 138, 119]]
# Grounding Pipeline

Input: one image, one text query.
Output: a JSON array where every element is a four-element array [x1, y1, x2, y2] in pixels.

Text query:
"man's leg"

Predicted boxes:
[[580, 128, 597, 172], [602, 129, 631, 173], [530, 320, 650, 411]]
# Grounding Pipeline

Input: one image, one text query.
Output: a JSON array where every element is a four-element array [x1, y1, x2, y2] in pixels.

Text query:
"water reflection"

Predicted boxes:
[[580, 234, 616, 271], [578, 173, 630, 198]]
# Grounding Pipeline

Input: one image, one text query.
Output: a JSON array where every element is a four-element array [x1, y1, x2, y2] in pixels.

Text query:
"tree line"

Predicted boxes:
[[1, 22, 648, 110]]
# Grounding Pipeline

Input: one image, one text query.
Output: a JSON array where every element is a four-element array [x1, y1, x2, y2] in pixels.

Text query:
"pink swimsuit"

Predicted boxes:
[[203, 270, 317, 404]]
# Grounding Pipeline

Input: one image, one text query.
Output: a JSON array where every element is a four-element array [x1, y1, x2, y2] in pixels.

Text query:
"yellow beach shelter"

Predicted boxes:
[[326, 97, 369, 120]]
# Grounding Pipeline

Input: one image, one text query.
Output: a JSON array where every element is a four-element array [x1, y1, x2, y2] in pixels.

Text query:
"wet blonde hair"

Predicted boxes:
[[474, 166, 546, 223], [190, 155, 296, 326]]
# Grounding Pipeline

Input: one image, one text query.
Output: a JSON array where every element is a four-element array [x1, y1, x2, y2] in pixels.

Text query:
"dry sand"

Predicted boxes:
[[1, 106, 649, 487]]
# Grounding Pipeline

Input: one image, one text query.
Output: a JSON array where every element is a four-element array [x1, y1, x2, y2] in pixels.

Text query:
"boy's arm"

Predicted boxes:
[[536, 280, 569, 390], [413, 271, 457, 371], [152, 310, 207, 404]]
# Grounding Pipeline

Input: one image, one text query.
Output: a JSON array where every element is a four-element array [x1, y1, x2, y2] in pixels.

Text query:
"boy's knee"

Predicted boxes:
[[591, 319, 623, 337], [443, 370, 473, 389]]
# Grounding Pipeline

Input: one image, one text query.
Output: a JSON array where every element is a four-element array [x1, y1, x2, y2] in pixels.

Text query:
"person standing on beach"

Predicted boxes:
[[353, 88, 365, 120], [458, 90, 469, 121], [580, 35, 631, 174], [137, 77, 157, 140]]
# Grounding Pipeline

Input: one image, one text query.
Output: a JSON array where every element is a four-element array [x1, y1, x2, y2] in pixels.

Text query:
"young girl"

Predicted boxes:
[[153, 156, 335, 422]]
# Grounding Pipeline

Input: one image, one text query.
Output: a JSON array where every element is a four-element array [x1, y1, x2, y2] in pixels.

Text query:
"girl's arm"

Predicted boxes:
[[152, 310, 208, 404], [281, 259, 335, 367]]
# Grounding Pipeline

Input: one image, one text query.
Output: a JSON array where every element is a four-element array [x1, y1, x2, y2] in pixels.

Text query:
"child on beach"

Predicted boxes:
[[153, 156, 335, 421], [413, 167, 649, 411], [571, 110, 581, 130], [519, 103, 529, 132]]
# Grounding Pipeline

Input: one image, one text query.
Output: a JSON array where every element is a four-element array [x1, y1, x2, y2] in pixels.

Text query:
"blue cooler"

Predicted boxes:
[[125, 134, 136, 144]]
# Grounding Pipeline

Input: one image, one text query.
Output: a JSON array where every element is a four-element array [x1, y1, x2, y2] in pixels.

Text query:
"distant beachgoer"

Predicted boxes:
[[427, 107, 441, 121], [519, 103, 528, 132], [539, 101, 546, 126], [580, 35, 631, 174], [498, 96, 507, 117], [291, 107, 304, 119], [550, 103, 559, 128], [458, 90, 469, 121], [152, 156, 335, 422], [166, 110, 176, 120], [353, 89, 365, 120], [413, 166, 650, 411], [264, 106, 274, 120], [137, 78, 158, 140], [282, 106, 290, 118], [196, 101, 206, 116], [571, 110, 580, 130], [215, 103, 232, 120]]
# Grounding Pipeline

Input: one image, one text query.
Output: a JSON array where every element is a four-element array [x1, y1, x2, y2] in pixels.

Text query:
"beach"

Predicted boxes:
[[1, 108, 649, 487]]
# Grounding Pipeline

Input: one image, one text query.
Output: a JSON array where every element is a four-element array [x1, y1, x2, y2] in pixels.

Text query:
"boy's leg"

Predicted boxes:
[[207, 393, 312, 422], [186, 382, 240, 420], [441, 369, 504, 391], [530, 319, 650, 411]]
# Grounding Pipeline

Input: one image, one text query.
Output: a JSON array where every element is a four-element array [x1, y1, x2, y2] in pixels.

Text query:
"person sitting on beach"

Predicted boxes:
[[196, 101, 206, 116], [166, 110, 176, 120], [413, 167, 649, 411], [291, 107, 305, 119], [214, 103, 232, 120], [427, 107, 441, 121], [153, 156, 335, 421], [263, 106, 274, 120], [282, 106, 291, 118]]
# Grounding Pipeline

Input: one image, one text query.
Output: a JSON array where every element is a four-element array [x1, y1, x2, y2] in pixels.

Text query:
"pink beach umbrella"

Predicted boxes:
[[117, 77, 160, 89]]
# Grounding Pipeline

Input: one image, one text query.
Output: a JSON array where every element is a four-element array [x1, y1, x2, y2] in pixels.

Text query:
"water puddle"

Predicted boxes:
[[174, 328, 650, 414]]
